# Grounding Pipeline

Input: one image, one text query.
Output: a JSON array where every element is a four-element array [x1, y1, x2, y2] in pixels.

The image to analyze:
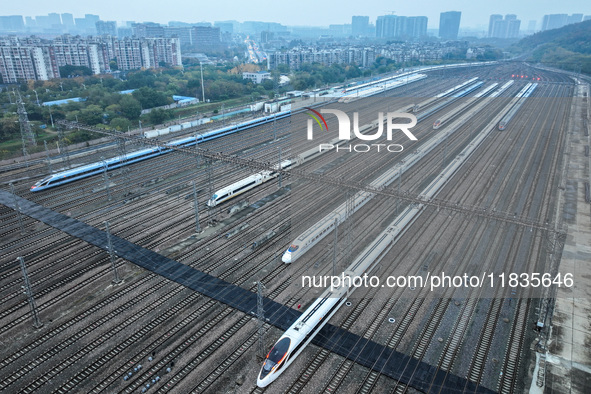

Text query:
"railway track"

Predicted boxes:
[[0, 64, 572, 393]]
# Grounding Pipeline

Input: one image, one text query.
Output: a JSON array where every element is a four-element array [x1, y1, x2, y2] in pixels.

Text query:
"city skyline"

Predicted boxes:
[[2, 0, 591, 30]]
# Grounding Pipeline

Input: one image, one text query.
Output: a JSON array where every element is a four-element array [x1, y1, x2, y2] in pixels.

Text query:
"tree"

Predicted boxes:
[[0, 116, 19, 139], [78, 105, 104, 125], [105, 104, 122, 119], [119, 95, 142, 120], [59, 65, 93, 78], [132, 87, 170, 109], [148, 108, 171, 125], [110, 117, 132, 131], [276, 64, 290, 73], [345, 65, 362, 79]]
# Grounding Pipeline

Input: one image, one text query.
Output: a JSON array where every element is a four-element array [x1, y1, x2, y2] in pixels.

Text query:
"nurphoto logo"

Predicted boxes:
[[305, 107, 418, 153]]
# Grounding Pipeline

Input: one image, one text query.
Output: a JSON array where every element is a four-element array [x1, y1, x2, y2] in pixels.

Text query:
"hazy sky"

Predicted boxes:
[[4, 0, 591, 29]]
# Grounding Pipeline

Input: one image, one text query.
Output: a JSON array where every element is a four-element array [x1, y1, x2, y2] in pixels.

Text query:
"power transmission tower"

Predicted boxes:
[[57, 125, 71, 169], [206, 158, 217, 225], [15, 90, 36, 147], [18, 257, 43, 328]]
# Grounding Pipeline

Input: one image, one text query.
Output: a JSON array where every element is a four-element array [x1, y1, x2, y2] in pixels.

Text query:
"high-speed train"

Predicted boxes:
[[432, 82, 501, 129], [30, 111, 291, 192], [257, 285, 349, 387], [498, 83, 537, 131], [207, 159, 293, 207]]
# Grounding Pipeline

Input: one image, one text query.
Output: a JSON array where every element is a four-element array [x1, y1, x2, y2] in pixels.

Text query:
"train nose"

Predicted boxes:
[[257, 365, 275, 387], [257, 377, 271, 388], [281, 251, 291, 264]]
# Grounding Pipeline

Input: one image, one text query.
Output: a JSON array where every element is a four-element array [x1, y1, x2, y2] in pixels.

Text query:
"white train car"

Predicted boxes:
[[206, 173, 271, 207]]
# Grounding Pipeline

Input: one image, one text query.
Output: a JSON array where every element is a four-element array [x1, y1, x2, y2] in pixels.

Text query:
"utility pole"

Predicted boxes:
[[104, 221, 122, 284], [101, 156, 111, 201], [49, 107, 54, 128], [200, 62, 206, 103], [396, 169, 401, 216], [18, 257, 43, 328], [257, 281, 266, 360], [194, 133, 201, 166], [206, 158, 216, 225], [332, 218, 339, 277], [278, 147, 282, 189], [344, 188, 354, 268], [273, 113, 277, 141], [192, 181, 201, 233]]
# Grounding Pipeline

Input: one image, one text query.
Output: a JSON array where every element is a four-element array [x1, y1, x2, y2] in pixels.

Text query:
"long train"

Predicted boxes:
[[498, 83, 537, 130], [433, 81, 511, 129], [30, 111, 291, 192]]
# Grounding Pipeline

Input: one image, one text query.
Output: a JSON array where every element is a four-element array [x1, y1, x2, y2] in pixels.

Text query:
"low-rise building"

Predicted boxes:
[[242, 70, 271, 83]]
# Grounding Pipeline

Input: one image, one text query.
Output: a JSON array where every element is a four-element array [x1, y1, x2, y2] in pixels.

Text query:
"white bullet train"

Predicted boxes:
[[498, 83, 537, 131], [257, 286, 349, 387], [206, 159, 293, 207]]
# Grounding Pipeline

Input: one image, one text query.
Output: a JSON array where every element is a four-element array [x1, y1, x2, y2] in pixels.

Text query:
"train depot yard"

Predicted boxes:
[[1, 62, 590, 394]]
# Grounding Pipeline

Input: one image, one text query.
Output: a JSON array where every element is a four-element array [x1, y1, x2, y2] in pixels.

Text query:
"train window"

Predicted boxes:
[[267, 338, 290, 365], [287, 245, 299, 252], [216, 193, 229, 201], [36, 177, 52, 186]]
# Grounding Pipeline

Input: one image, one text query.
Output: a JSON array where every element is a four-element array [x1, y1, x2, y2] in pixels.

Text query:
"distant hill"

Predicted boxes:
[[513, 20, 591, 74]]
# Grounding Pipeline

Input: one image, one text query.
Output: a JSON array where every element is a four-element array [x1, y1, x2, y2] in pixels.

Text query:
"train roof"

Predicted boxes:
[[211, 173, 263, 197], [47, 161, 105, 179], [45, 146, 160, 180]]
